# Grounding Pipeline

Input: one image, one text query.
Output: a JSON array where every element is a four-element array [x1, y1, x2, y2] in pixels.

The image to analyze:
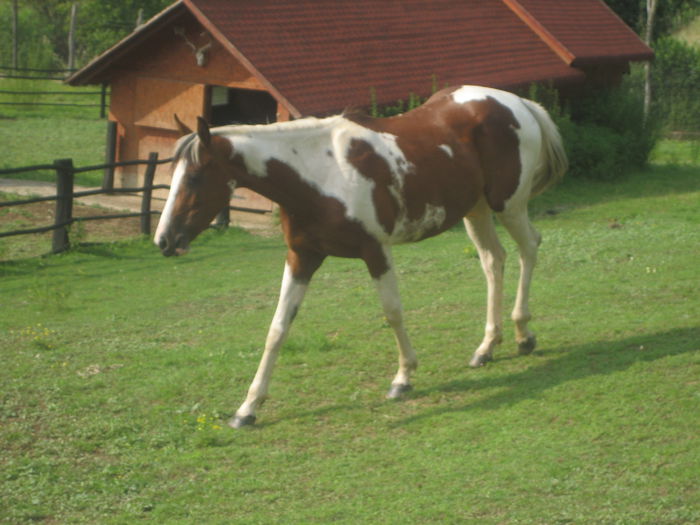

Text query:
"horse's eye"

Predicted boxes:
[[187, 172, 203, 187]]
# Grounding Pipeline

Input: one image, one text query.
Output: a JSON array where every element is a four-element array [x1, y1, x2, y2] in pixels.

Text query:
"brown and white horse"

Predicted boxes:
[[155, 85, 567, 428]]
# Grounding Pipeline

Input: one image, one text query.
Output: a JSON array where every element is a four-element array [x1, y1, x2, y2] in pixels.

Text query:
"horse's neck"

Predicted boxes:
[[232, 117, 351, 209]]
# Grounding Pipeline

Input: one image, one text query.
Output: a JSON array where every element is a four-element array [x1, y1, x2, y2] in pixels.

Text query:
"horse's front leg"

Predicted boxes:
[[368, 246, 418, 399], [230, 250, 324, 428]]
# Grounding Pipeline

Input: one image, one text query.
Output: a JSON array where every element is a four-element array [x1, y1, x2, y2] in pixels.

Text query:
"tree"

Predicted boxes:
[[74, 0, 172, 63], [12, 0, 172, 68], [11, 0, 18, 68], [644, 0, 659, 122], [603, 0, 700, 37]]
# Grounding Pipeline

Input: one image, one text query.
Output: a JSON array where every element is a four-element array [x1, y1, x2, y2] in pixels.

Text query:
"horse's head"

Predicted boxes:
[[155, 116, 236, 256]]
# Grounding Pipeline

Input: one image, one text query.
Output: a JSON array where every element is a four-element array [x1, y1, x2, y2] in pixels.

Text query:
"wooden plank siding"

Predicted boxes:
[[105, 12, 279, 209]]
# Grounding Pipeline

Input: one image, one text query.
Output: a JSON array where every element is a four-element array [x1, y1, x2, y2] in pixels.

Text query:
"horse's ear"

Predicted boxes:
[[197, 116, 211, 148], [173, 114, 192, 136]]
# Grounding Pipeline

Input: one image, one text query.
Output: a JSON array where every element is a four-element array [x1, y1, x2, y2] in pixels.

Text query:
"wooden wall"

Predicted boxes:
[[107, 13, 281, 211]]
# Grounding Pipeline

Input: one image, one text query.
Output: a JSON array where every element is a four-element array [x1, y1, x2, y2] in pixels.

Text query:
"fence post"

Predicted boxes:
[[52, 159, 74, 254], [215, 205, 230, 229], [141, 152, 158, 235], [100, 83, 108, 119], [103, 120, 117, 191]]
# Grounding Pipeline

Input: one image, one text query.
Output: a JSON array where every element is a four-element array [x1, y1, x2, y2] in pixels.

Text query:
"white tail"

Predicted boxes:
[[523, 99, 568, 196]]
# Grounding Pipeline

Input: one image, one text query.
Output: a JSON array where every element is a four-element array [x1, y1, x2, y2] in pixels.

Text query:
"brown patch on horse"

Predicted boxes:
[[349, 91, 522, 217], [347, 102, 484, 236], [263, 159, 389, 279], [424, 90, 523, 212], [346, 138, 399, 235], [468, 98, 522, 212]]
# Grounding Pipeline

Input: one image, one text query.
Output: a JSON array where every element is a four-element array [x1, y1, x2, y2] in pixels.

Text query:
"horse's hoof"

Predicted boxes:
[[386, 383, 413, 399], [469, 353, 493, 368], [229, 414, 256, 429], [518, 335, 537, 355]]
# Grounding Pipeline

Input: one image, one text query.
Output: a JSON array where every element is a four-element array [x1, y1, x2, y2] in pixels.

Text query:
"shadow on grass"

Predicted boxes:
[[392, 325, 700, 426], [276, 326, 699, 428], [0, 227, 283, 280]]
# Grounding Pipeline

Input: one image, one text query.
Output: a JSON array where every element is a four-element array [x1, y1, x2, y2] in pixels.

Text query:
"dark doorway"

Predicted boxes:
[[208, 86, 277, 126]]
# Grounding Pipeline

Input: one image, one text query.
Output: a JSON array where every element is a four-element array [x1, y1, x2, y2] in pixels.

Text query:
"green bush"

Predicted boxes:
[[531, 81, 659, 180], [651, 37, 700, 132]]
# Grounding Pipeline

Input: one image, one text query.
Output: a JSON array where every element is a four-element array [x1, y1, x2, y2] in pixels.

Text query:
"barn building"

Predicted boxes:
[[67, 0, 653, 224]]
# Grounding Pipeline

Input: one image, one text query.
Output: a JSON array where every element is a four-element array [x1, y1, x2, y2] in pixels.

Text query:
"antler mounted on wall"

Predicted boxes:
[[174, 27, 213, 67]]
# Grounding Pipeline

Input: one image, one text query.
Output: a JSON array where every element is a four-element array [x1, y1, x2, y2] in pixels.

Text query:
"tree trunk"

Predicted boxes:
[[68, 3, 78, 71], [643, 0, 658, 124], [11, 0, 19, 68]]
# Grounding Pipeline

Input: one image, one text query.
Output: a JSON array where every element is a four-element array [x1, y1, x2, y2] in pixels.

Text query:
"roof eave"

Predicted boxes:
[[571, 50, 655, 68], [182, 0, 303, 118]]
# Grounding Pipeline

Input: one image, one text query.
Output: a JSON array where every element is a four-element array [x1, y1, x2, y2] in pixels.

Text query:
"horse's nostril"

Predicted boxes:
[[158, 237, 168, 251], [174, 234, 190, 255]]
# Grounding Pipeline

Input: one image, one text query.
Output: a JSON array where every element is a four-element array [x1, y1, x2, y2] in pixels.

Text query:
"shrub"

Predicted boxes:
[[530, 80, 660, 180], [370, 88, 429, 118], [651, 37, 700, 132]]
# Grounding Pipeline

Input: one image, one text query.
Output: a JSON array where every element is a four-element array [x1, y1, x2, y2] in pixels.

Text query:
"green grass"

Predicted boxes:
[[0, 78, 107, 186], [1, 141, 699, 523]]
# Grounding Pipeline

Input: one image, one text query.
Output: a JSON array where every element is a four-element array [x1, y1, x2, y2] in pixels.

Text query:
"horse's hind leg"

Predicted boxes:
[[367, 245, 418, 399], [497, 207, 541, 355], [464, 200, 506, 367]]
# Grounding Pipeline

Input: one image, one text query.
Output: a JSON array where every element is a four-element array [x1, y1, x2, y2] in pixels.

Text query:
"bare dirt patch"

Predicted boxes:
[[1, 198, 144, 261]]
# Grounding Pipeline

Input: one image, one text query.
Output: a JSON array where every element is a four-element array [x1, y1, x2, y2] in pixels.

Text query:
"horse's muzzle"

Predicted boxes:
[[157, 233, 190, 257]]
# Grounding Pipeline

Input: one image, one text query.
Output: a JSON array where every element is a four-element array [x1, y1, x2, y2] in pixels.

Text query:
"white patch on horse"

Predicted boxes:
[[218, 116, 417, 243], [394, 202, 447, 242], [438, 144, 454, 158], [154, 159, 186, 245], [333, 120, 415, 240], [451, 85, 543, 210], [451, 85, 493, 104]]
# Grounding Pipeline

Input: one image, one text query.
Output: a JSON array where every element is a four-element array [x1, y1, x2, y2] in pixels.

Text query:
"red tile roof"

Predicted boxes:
[[185, 0, 588, 116], [68, 0, 652, 117], [505, 0, 654, 66]]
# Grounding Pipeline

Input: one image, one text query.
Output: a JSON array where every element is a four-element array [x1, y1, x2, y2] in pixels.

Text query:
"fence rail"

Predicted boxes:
[[0, 67, 109, 117], [0, 65, 76, 81], [0, 153, 172, 253]]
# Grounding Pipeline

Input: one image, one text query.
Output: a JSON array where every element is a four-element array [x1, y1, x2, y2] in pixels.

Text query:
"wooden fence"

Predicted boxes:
[[0, 66, 109, 118], [0, 65, 74, 80], [0, 153, 172, 254]]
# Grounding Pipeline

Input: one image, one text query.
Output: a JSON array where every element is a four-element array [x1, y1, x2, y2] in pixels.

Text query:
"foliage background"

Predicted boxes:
[[0, 0, 172, 69], [606, 0, 700, 37], [651, 37, 700, 132]]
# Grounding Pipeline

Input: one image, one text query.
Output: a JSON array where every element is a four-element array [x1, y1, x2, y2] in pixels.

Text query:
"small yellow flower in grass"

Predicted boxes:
[[193, 413, 223, 432]]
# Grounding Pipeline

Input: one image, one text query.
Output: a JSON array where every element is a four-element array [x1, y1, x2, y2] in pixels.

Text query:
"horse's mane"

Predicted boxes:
[[173, 133, 199, 163], [209, 115, 345, 139], [171, 113, 357, 165], [341, 107, 374, 124]]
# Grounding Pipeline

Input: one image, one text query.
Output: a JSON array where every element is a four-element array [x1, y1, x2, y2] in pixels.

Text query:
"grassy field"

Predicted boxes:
[[0, 78, 107, 187], [1, 138, 698, 523]]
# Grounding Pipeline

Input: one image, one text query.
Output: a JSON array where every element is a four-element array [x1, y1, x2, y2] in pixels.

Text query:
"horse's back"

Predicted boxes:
[[426, 86, 545, 212]]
